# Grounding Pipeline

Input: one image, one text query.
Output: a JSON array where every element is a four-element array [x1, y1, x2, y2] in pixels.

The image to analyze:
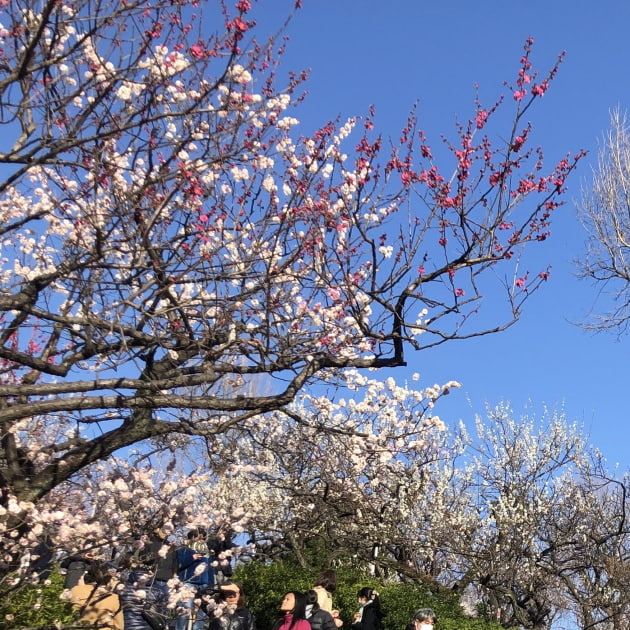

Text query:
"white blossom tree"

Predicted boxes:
[[548, 453, 630, 630], [579, 107, 630, 333], [207, 372, 461, 573], [440, 405, 587, 630], [233, 399, 630, 630]]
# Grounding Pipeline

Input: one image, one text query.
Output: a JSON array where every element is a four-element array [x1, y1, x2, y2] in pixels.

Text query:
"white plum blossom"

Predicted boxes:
[[228, 64, 253, 84]]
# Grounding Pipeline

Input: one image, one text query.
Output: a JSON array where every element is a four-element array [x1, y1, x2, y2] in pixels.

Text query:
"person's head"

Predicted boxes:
[[280, 591, 307, 619], [187, 528, 201, 541], [187, 527, 208, 552], [153, 525, 171, 541], [314, 569, 338, 593], [413, 608, 437, 630], [84, 560, 116, 586], [357, 587, 380, 608], [306, 589, 320, 611], [219, 580, 245, 608]]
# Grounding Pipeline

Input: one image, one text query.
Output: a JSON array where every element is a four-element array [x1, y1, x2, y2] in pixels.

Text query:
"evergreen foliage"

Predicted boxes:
[[0, 569, 76, 630], [234, 561, 503, 630]]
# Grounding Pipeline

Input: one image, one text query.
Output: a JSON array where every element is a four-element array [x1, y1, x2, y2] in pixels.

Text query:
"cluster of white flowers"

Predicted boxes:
[[228, 64, 253, 84], [230, 166, 249, 182], [262, 174, 277, 193], [116, 80, 146, 102], [139, 44, 190, 78]]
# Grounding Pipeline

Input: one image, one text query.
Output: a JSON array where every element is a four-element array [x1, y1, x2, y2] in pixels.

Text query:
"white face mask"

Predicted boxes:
[[418, 625, 433, 630]]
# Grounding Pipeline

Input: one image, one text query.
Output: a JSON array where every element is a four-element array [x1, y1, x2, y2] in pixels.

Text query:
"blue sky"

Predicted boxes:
[[248, 0, 630, 468]]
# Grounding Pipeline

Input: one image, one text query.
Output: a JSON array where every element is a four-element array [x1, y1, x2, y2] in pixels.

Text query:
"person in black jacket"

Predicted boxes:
[[351, 588, 384, 630], [144, 527, 179, 582], [305, 590, 336, 630]]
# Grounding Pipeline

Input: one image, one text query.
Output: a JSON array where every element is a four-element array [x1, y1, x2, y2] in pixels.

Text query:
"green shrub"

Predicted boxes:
[[235, 560, 315, 630], [234, 561, 503, 630], [0, 568, 76, 630]]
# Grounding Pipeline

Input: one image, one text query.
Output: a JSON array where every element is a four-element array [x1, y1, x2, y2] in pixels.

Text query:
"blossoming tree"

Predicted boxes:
[[205, 372, 460, 571], [0, 0, 586, 596], [445, 406, 587, 629], [0, 0, 581, 505]]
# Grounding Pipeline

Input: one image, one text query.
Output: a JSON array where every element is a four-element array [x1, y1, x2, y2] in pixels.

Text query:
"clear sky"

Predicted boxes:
[[248, 0, 630, 469]]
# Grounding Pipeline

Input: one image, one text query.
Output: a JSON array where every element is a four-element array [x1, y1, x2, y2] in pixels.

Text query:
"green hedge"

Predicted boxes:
[[0, 569, 76, 630], [234, 561, 502, 630]]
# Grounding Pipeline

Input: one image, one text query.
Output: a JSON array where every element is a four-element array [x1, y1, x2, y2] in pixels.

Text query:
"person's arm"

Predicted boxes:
[[176, 547, 197, 570]]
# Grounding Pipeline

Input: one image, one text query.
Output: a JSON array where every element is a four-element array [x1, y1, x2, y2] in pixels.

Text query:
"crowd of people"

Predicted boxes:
[[64, 531, 437, 630]]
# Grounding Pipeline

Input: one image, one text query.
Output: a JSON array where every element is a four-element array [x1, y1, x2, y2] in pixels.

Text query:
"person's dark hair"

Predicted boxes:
[[207, 529, 235, 553], [84, 560, 118, 585], [279, 591, 307, 629], [306, 589, 321, 611], [357, 588, 383, 615], [314, 569, 337, 593], [187, 528, 199, 540], [413, 608, 437, 623], [357, 587, 377, 601]]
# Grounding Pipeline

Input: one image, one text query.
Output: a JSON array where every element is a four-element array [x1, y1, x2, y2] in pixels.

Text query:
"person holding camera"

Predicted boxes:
[[206, 581, 256, 630]]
